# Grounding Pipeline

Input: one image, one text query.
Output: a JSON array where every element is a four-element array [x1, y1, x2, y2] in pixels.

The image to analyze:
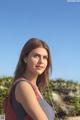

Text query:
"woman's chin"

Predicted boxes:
[[36, 70, 44, 75]]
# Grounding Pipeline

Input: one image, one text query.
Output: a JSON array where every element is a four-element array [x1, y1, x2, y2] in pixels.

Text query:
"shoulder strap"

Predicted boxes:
[[12, 77, 41, 100]]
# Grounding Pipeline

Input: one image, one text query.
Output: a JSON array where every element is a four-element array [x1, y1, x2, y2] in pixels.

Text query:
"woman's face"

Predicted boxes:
[[24, 47, 48, 76]]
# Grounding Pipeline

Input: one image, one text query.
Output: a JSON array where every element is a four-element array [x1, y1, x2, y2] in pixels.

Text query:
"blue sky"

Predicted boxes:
[[0, 0, 80, 82]]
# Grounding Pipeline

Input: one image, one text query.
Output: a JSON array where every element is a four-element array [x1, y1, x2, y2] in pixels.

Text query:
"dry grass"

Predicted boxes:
[[65, 116, 80, 120]]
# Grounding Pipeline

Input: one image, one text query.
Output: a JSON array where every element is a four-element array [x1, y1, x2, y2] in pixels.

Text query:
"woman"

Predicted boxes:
[[10, 38, 55, 120]]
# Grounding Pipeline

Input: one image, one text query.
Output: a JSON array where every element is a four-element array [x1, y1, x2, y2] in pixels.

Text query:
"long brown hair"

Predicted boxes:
[[13, 38, 52, 91]]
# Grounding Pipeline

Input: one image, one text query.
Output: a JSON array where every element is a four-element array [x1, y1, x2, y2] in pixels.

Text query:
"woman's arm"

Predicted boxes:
[[15, 81, 48, 120]]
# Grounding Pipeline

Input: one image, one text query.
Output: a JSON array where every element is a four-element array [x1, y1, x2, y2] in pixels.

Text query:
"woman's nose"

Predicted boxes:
[[38, 57, 43, 63]]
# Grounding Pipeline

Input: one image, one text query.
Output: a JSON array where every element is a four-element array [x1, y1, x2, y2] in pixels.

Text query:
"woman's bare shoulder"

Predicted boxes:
[[15, 80, 48, 120]]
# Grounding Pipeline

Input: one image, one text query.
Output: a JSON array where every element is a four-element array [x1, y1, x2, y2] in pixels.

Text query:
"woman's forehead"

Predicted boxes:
[[30, 47, 48, 56]]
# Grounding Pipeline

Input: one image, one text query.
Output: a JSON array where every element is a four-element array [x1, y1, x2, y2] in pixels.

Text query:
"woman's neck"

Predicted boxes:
[[23, 70, 38, 86]]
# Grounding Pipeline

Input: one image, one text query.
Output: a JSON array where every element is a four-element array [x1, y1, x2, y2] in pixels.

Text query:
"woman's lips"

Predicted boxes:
[[36, 65, 44, 69]]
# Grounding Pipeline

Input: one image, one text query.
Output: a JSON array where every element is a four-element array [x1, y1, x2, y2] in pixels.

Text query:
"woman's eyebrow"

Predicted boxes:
[[34, 52, 48, 57]]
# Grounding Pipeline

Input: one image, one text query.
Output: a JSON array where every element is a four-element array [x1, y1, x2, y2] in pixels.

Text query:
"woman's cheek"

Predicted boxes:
[[31, 58, 38, 64], [44, 59, 48, 65]]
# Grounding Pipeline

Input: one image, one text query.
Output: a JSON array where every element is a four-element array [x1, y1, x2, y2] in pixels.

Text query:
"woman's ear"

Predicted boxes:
[[24, 57, 27, 63]]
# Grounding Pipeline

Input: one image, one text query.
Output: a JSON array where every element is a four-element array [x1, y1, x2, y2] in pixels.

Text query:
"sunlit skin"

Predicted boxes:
[[23, 47, 48, 86]]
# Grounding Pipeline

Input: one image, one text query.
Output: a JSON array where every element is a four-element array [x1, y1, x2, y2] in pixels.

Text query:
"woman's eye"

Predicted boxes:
[[43, 56, 48, 59], [33, 54, 39, 58]]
